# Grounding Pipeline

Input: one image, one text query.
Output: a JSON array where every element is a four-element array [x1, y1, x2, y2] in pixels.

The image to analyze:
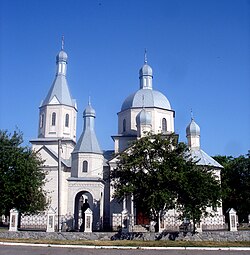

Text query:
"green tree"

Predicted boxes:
[[111, 133, 180, 231], [111, 133, 221, 233], [176, 164, 221, 233], [0, 130, 48, 216], [214, 152, 250, 223]]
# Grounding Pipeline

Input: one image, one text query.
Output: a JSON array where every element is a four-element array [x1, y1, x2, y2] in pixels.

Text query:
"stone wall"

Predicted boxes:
[[0, 230, 249, 242]]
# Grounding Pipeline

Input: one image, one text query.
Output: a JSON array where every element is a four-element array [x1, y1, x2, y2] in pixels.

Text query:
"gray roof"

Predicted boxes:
[[73, 129, 102, 154], [190, 148, 223, 168], [41, 75, 76, 108], [41, 49, 76, 109], [103, 150, 115, 166], [39, 145, 71, 167], [121, 88, 171, 111], [73, 104, 102, 154]]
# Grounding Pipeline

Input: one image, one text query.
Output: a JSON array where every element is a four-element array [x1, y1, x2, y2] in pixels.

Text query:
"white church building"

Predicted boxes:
[[30, 43, 224, 232]]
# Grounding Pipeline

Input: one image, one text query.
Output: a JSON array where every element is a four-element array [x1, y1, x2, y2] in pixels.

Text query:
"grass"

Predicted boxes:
[[0, 238, 250, 247]]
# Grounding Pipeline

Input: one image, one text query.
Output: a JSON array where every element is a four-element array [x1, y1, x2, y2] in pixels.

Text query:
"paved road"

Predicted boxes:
[[0, 244, 250, 255]]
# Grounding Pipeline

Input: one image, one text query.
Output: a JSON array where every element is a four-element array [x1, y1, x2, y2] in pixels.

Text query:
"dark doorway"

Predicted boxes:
[[74, 191, 93, 230]]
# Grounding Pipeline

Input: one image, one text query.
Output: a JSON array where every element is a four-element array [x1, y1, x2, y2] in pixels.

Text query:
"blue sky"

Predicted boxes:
[[0, 0, 249, 157]]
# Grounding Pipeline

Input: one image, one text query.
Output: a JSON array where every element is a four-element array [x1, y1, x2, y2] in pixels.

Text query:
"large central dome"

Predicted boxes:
[[121, 88, 171, 111], [121, 58, 171, 111]]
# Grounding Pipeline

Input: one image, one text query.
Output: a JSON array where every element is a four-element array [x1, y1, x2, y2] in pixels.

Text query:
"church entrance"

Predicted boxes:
[[74, 191, 93, 231], [136, 207, 150, 225]]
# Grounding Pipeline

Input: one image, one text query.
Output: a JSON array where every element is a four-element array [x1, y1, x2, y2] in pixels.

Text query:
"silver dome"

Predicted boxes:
[[121, 88, 171, 111], [83, 104, 96, 117], [139, 64, 153, 77], [56, 50, 68, 63], [186, 119, 200, 136], [136, 109, 152, 126]]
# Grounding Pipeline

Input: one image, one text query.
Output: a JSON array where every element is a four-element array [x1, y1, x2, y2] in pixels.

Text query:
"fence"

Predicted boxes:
[[5, 209, 75, 232], [20, 213, 47, 230]]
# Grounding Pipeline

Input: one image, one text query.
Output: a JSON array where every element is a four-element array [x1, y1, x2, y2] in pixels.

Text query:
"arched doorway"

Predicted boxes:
[[74, 191, 93, 231]]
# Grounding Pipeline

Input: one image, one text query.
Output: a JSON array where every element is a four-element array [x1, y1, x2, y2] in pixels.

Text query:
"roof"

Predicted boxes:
[[41, 75, 76, 108], [103, 150, 115, 166], [73, 103, 102, 154], [38, 145, 71, 167], [121, 88, 171, 111], [41, 49, 76, 109], [189, 148, 223, 168], [73, 129, 102, 154]]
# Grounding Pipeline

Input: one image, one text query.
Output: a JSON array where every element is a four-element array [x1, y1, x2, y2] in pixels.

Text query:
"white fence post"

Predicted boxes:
[[46, 207, 56, 232], [84, 208, 93, 233], [121, 209, 128, 232], [228, 208, 237, 231], [196, 221, 203, 232], [9, 208, 18, 231]]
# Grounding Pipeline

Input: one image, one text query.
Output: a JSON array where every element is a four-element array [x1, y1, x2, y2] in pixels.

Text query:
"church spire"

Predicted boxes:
[[41, 39, 76, 108], [73, 102, 102, 154], [139, 50, 153, 89], [38, 39, 77, 141], [56, 37, 68, 76], [186, 117, 200, 149]]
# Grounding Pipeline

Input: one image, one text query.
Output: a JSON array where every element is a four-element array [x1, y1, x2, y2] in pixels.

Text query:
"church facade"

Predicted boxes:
[[30, 44, 224, 231]]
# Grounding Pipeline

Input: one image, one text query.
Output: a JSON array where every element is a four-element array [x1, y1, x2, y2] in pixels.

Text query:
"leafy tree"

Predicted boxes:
[[214, 152, 250, 223], [111, 133, 221, 233], [0, 130, 48, 217], [111, 133, 180, 231], [176, 164, 221, 233]]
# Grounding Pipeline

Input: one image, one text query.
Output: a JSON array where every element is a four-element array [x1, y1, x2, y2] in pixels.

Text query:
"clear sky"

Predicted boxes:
[[0, 0, 249, 157]]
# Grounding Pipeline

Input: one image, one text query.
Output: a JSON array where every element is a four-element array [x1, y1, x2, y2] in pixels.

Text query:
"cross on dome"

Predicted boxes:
[[61, 35, 64, 50], [191, 108, 194, 120], [144, 48, 147, 64]]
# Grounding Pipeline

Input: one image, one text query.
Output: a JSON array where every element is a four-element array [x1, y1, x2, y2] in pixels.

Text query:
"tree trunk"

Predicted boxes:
[[192, 216, 196, 234], [154, 214, 159, 233], [17, 213, 21, 229]]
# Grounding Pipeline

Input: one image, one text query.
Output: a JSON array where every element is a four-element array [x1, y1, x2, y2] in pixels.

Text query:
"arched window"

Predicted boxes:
[[52, 112, 56, 126], [162, 118, 167, 133], [40, 114, 44, 128], [123, 119, 126, 133], [82, 160, 88, 172], [65, 114, 69, 127]]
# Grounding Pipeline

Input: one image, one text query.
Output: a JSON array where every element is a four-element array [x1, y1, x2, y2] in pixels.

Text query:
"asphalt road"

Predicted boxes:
[[0, 245, 250, 255]]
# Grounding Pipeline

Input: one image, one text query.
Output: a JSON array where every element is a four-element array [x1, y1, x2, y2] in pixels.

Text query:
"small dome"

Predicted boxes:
[[186, 119, 200, 136], [139, 64, 153, 77], [83, 104, 95, 117], [56, 50, 68, 63], [136, 109, 152, 126], [121, 89, 171, 111]]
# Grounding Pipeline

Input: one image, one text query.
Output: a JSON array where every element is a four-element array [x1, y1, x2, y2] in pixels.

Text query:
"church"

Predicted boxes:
[[30, 42, 224, 232]]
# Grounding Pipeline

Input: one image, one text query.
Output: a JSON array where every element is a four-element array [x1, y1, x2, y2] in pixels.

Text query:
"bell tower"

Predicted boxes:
[[38, 38, 77, 142], [31, 38, 77, 161]]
